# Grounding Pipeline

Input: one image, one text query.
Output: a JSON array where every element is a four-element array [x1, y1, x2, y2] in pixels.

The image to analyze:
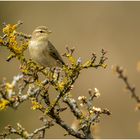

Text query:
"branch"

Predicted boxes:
[[115, 66, 140, 103], [0, 118, 54, 139], [0, 21, 110, 139], [49, 111, 85, 139], [63, 93, 83, 119]]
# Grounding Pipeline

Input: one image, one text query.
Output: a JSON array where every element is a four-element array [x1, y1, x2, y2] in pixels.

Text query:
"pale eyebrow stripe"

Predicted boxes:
[[34, 29, 46, 33], [35, 29, 41, 32]]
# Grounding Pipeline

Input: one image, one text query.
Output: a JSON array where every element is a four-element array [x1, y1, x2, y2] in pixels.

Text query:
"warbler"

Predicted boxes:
[[29, 26, 65, 67]]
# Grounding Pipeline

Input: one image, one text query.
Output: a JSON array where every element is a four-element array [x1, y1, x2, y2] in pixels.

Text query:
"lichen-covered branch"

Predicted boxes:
[[0, 118, 54, 139], [0, 21, 110, 139]]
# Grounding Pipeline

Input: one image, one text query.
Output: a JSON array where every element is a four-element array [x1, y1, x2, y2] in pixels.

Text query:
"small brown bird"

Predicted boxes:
[[29, 26, 65, 67]]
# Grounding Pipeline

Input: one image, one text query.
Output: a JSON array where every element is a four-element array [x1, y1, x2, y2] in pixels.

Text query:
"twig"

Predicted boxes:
[[63, 93, 83, 119], [29, 123, 53, 138], [115, 66, 140, 103], [49, 112, 85, 139]]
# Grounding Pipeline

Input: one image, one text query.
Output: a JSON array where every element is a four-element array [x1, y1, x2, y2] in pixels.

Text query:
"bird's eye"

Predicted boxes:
[[40, 30, 43, 33]]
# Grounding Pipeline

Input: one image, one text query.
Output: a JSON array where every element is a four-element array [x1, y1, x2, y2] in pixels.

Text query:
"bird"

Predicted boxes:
[[28, 26, 65, 68]]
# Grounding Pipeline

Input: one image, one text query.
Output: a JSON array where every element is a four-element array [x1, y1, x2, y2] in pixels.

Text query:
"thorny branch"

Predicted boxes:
[[114, 66, 140, 109], [0, 21, 110, 139]]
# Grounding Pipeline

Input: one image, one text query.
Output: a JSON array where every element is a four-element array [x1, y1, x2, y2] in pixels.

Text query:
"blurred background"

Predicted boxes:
[[0, 1, 140, 139]]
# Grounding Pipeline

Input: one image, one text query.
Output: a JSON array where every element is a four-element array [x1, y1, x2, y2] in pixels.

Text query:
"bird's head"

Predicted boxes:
[[31, 26, 52, 41]]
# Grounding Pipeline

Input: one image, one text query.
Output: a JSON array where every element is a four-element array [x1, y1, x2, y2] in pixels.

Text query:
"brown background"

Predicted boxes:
[[0, 1, 140, 138]]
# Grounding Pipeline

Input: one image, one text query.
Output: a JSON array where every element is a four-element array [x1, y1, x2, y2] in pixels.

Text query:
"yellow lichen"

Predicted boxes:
[[0, 99, 10, 110], [57, 81, 65, 91], [2, 23, 29, 58], [31, 100, 43, 110], [3, 24, 17, 35], [82, 60, 91, 68], [67, 54, 76, 65], [6, 83, 14, 89], [0, 38, 3, 45], [102, 64, 107, 69]]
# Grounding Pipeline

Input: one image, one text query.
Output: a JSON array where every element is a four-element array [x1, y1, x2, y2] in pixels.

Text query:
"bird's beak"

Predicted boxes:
[[48, 30, 52, 34]]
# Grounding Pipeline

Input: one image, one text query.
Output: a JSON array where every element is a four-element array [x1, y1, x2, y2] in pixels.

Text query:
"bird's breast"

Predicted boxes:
[[29, 40, 59, 67], [29, 40, 47, 61]]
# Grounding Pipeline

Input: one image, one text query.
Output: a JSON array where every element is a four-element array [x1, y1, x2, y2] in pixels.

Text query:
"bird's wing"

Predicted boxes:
[[47, 41, 65, 65]]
